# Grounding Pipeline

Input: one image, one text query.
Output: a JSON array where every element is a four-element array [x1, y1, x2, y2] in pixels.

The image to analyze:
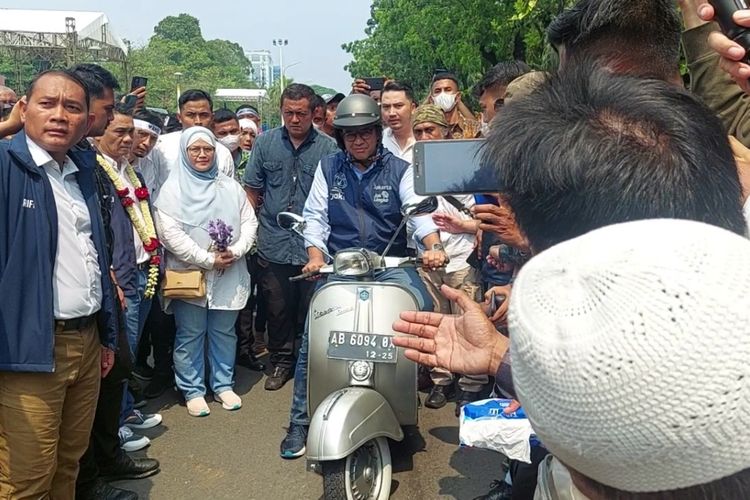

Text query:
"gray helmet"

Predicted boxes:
[[333, 94, 381, 129]]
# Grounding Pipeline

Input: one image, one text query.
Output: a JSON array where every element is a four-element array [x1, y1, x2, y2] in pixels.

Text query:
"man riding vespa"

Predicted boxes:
[[280, 94, 448, 458]]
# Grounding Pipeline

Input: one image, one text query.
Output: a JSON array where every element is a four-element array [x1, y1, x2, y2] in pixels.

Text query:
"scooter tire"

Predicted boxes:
[[322, 437, 392, 500]]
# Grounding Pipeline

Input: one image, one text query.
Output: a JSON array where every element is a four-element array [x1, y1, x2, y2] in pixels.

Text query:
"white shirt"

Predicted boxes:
[[382, 127, 415, 164], [151, 131, 235, 191], [134, 154, 159, 199], [155, 182, 258, 311], [26, 137, 102, 320], [435, 195, 476, 274], [100, 153, 150, 265]]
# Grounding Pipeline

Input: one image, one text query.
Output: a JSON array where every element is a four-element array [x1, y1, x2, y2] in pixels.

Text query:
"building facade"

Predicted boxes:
[[247, 50, 275, 88]]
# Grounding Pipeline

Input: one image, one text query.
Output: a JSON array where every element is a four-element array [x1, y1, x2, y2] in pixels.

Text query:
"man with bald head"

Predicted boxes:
[[0, 70, 119, 498]]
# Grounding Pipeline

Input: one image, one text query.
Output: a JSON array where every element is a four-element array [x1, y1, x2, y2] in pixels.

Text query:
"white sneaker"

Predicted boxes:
[[118, 425, 150, 452], [124, 409, 163, 430], [215, 390, 242, 411]]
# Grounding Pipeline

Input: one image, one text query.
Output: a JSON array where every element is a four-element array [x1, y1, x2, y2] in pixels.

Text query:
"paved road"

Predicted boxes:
[[117, 360, 506, 499]]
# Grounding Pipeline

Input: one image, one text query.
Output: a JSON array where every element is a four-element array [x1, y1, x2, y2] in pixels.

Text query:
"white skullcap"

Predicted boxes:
[[509, 218, 750, 493], [239, 118, 258, 134]]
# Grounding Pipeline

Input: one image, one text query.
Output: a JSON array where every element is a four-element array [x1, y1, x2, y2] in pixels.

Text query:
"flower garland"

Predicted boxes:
[[96, 155, 161, 298]]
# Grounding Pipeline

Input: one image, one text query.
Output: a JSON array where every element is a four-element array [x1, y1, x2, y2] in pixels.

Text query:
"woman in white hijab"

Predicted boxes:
[[154, 127, 258, 417]]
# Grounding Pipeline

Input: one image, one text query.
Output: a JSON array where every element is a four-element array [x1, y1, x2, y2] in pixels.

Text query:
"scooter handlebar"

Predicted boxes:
[[289, 270, 321, 282]]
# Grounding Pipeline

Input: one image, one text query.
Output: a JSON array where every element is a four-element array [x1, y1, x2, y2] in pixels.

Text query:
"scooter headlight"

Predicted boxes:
[[334, 250, 372, 277], [350, 360, 374, 382]]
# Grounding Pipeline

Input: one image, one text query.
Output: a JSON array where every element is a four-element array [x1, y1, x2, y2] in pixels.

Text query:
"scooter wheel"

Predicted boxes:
[[322, 437, 392, 500]]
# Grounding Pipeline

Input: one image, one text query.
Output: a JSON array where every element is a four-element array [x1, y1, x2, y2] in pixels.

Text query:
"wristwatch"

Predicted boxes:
[[431, 243, 445, 252]]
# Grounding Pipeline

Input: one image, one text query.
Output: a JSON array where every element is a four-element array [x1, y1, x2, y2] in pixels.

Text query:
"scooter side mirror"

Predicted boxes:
[[402, 196, 438, 217], [277, 212, 306, 233]]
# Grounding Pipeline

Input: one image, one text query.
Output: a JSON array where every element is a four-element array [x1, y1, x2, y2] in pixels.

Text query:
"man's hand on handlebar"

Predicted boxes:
[[302, 256, 326, 276]]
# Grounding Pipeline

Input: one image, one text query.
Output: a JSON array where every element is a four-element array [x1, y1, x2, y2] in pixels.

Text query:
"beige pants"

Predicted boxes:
[[0, 323, 101, 500], [419, 267, 489, 392]]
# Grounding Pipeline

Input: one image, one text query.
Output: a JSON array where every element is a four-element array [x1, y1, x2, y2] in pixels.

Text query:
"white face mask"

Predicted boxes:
[[480, 121, 491, 137], [433, 92, 457, 112], [217, 134, 240, 152]]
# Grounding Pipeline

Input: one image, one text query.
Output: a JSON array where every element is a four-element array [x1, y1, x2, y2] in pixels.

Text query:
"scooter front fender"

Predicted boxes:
[[307, 387, 404, 462]]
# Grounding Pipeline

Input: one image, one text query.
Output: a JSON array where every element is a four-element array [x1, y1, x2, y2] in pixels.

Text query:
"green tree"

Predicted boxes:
[[344, 0, 574, 99], [126, 14, 254, 111]]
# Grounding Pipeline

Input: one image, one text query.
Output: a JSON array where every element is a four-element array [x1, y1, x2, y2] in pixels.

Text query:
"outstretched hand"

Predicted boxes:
[[392, 285, 508, 376]]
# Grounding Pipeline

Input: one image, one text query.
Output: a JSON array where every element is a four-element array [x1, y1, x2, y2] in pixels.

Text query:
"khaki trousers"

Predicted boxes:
[[0, 323, 101, 500], [419, 267, 489, 392]]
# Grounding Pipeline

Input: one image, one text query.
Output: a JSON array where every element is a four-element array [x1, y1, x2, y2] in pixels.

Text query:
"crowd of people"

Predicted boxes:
[[2, 0, 750, 499]]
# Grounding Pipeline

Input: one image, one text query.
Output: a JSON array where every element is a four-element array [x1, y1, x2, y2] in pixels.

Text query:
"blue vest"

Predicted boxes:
[[322, 150, 410, 256]]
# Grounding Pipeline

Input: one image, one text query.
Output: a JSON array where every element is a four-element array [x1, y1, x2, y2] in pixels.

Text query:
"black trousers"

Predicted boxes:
[[235, 255, 268, 357], [136, 297, 175, 379], [77, 349, 131, 491], [256, 259, 314, 369], [509, 446, 549, 500]]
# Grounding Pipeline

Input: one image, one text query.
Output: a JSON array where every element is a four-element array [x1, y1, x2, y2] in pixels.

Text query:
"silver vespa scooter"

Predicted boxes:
[[277, 196, 439, 500]]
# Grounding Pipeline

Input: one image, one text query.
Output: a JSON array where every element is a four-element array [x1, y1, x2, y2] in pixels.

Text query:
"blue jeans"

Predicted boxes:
[[289, 267, 431, 426], [120, 266, 153, 424], [172, 300, 239, 401]]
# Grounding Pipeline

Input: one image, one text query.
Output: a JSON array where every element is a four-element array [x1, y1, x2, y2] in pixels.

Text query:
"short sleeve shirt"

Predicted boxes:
[[243, 126, 338, 265]]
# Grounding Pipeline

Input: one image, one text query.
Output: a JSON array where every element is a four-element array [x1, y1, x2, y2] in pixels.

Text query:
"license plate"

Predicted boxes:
[[327, 331, 397, 364]]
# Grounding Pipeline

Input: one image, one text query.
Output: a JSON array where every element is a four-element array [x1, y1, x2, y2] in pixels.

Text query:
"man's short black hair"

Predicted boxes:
[[280, 83, 317, 110], [431, 71, 460, 89], [112, 102, 133, 117], [70, 64, 120, 99], [473, 61, 531, 98], [178, 89, 213, 111], [482, 62, 746, 252], [213, 108, 238, 125], [134, 109, 163, 130], [383, 81, 417, 105], [27, 69, 91, 109], [312, 94, 326, 113], [547, 0, 681, 81], [164, 113, 182, 134]]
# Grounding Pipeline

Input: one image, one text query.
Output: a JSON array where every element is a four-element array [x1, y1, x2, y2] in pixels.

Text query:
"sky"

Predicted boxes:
[[2, 0, 373, 92]]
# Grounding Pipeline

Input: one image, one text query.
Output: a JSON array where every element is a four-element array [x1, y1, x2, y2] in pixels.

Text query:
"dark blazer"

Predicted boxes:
[[0, 131, 119, 372]]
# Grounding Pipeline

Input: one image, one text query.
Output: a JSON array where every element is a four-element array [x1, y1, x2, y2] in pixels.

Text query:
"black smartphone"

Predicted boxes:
[[708, 0, 750, 60], [130, 76, 148, 91], [363, 77, 385, 92], [122, 94, 138, 113], [413, 139, 501, 195]]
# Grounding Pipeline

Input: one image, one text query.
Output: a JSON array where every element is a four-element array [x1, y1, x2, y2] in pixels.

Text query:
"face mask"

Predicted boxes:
[[433, 92, 457, 112], [217, 134, 240, 152], [480, 121, 491, 137]]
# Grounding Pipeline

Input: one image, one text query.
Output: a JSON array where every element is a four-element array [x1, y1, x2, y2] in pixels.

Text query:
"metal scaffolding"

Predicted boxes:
[[0, 11, 128, 90]]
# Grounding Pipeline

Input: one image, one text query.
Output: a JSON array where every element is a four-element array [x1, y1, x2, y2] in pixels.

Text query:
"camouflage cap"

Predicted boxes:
[[504, 71, 549, 104], [412, 104, 449, 128]]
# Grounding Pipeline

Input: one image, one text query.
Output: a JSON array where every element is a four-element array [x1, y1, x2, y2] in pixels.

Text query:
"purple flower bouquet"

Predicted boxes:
[[208, 219, 234, 252]]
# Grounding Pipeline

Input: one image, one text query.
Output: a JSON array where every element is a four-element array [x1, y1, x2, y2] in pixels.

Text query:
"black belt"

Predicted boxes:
[[137, 261, 151, 271], [55, 314, 97, 332]]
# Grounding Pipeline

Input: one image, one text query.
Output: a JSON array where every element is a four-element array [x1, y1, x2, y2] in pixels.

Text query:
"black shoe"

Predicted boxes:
[[99, 452, 160, 482], [264, 366, 292, 391], [143, 375, 173, 399], [473, 479, 512, 500], [237, 353, 266, 372], [76, 478, 139, 500], [132, 364, 154, 381], [455, 389, 482, 417], [425, 384, 454, 409]]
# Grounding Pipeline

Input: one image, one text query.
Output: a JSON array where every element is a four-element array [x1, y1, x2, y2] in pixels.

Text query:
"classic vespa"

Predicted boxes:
[[276, 196, 439, 500]]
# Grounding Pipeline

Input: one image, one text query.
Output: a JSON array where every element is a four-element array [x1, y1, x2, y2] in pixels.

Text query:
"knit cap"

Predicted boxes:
[[412, 104, 449, 128], [509, 218, 750, 492]]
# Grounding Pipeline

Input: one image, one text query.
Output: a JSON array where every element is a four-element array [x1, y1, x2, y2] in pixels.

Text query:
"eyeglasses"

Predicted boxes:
[[187, 146, 215, 156], [343, 129, 375, 142]]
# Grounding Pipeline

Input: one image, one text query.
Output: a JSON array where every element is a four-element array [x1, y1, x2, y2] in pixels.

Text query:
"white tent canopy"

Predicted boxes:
[[214, 89, 268, 102], [0, 9, 128, 53]]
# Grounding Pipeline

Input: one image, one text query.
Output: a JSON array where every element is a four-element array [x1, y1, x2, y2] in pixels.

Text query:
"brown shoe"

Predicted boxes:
[[264, 367, 292, 391]]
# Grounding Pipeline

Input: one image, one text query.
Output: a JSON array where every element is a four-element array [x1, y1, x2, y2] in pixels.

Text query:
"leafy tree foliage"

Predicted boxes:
[[343, 0, 575, 97]]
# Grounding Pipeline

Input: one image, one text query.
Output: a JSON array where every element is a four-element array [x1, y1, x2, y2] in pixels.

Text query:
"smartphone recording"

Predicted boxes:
[[413, 139, 501, 195]]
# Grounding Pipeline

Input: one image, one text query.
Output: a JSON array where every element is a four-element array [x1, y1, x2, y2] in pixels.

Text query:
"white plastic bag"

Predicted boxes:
[[459, 398, 535, 463]]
